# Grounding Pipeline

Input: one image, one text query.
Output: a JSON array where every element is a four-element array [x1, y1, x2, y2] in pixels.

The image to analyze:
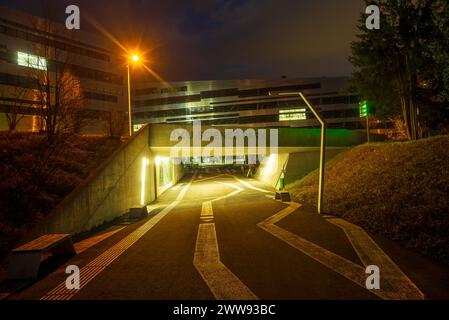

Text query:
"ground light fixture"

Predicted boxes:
[[271, 91, 327, 214]]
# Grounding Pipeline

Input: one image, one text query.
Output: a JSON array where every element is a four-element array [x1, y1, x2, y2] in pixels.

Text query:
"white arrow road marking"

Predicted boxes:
[[325, 217, 424, 300], [194, 183, 258, 300], [258, 202, 424, 300], [40, 179, 193, 300]]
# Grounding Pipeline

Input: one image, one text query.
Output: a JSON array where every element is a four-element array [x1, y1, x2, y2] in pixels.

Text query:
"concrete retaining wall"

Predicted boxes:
[[24, 125, 183, 241], [254, 128, 376, 188], [255, 148, 347, 189]]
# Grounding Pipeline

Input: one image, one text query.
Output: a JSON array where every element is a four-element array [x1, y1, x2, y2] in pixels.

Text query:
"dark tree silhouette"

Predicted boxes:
[[350, 0, 449, 140]]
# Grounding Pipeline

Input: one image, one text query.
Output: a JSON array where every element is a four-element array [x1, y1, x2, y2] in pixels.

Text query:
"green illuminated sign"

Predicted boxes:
[[359, 101, 369, 118]]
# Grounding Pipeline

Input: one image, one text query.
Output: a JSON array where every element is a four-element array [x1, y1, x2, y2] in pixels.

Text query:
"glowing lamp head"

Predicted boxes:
[[131, 54, 140, 63]]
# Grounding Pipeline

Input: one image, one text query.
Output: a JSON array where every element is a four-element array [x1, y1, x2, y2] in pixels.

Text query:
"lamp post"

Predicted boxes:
[[276, 91, 327, 214], [127, 54, 140, 136]]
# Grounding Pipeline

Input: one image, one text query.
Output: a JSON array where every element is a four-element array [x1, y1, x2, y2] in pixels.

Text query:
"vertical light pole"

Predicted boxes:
[[359, 100, 369, 144], [127, 54, 140, 136], [366, 113, 370, 144], [277, 91, 327, 214], [300, 92, 326, 214]]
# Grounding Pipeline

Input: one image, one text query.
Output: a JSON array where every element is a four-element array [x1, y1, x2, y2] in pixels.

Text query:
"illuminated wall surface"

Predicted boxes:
[[158, 157, 173, 188], [24, 125, 185, 240]]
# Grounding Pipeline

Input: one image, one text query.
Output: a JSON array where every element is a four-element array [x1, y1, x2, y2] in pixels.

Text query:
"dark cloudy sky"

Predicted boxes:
[[0, 0, 365, 81]]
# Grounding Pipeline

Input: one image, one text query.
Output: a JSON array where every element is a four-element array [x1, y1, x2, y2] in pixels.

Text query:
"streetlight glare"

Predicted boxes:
[[131, 54, 139, 62]]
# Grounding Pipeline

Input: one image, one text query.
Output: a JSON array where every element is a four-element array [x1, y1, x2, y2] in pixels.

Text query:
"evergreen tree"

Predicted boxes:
[[349, 0, 449, 139]]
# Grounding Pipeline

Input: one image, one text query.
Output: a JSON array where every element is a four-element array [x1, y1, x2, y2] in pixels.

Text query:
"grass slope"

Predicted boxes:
[[0, 132, 121, 256], [288, 135, 449, 265]]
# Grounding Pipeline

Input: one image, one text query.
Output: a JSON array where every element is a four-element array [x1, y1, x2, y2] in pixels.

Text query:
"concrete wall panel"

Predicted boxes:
[[23, 125, 162, 241]]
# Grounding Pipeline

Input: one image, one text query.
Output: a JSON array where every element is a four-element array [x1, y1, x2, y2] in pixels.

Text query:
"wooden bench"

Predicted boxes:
[[5, 234, 76, 281]]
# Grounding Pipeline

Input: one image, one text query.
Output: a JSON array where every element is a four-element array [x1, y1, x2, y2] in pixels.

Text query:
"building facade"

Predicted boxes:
[[0, 6, 126, 133], [131, 77, 362, 131], [0, 6, 363, 135]]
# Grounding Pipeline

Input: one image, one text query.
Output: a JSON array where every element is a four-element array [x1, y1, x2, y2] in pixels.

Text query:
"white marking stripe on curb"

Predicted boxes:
[[258, 202, 422, 300], [40, 181, 192, 301], [326, 217, 424, 300]]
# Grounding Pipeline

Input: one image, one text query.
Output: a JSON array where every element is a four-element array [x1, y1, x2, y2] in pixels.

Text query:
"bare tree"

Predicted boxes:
[[32, 66, 86, 138], [1, 85, 29, 131], [25, 4, 88, 140], [101, 110, 127, 138]]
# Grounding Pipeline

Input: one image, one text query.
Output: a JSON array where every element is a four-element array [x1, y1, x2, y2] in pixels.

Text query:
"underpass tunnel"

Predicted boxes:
[[152, 156, 185, 198]]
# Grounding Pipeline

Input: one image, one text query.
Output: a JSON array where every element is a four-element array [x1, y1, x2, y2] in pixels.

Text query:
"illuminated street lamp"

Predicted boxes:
[[127, 53, 140, 136]]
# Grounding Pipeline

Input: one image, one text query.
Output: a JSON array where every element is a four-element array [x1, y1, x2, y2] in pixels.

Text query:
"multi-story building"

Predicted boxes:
[[0, 6, 363, 135], [131, 77, 362, 130], [0, 5, 126, 133]]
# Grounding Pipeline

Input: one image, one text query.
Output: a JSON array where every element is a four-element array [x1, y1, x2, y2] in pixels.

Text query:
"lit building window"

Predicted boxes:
[[17, 51, 47, 70], [279, 108, 307, 121]]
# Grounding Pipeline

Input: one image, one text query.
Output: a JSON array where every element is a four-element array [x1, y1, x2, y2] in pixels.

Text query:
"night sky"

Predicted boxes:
[[0, 0, 365, 81]]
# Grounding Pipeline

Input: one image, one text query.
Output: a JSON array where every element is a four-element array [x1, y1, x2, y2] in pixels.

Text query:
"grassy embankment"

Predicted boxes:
[[0, 132, 121, 256], [288, 135, 449, 265]]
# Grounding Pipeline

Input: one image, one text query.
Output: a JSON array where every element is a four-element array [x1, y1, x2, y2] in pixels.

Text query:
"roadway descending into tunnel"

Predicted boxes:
[[10, 168, 438, 300]]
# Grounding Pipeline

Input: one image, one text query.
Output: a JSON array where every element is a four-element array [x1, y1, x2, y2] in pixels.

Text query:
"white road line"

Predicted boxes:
[[200, 201, 214, 222], [194, 197, 258, 300], [230, 175, 272, 193], [194, 223, 257, 300], [213, 182, 244, 202], [194, 174, 226, 183], [326, 217, 424, 300], [257, 202, 417, 300], [40, 181, 193, 301]]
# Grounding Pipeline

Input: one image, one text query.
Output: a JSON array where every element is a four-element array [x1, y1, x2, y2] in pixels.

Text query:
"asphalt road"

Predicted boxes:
[[9, 169, 449, 300]]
